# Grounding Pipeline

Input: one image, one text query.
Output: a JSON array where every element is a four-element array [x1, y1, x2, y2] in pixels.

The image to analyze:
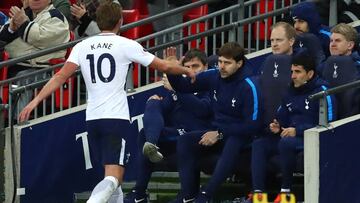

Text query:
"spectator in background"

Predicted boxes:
[[70, 0, 131, 38], [168, 42, 261, 203], [291, 1, 331, 57], [0, 0, 69, 116], [52, 0, 71, 21], [70, 0, 101, 38], [147, 0, 191, 47], [317, 23, 360, 75], [245, 50, 336, 203], [124, 48, 212, 203]]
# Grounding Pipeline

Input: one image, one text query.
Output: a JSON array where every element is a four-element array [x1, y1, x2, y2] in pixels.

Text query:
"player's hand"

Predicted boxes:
[[280, 127, 296, 137], [199, 131, 218, 146], [269, 119, 280, 134], [18, 98, 40, 123]]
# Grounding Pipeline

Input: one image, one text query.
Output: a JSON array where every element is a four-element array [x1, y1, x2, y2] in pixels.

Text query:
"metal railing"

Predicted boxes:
[[309, 79, 360, 126], [0, 0, 339, 126]]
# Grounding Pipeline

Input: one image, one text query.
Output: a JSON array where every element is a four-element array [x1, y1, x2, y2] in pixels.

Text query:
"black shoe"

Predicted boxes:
[[124, 189, 148, 203]]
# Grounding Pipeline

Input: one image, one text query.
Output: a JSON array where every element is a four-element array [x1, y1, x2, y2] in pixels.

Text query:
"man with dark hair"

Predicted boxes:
[[168, 42, 262, 202], [245, 49, 336, 203], [291, 1, 331, 57], [124, 48, 212, 203], [18, 1, 195, 203]]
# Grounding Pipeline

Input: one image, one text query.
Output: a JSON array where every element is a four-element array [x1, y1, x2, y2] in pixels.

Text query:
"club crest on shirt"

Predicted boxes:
[[231, 98, 236, 107], [286, 102, 292, 112], [305, 99, 310, 110], [333, 63, 338, 78], [273, 62, 279, 78]]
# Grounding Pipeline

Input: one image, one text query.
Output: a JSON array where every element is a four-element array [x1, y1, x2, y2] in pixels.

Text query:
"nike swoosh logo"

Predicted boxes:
[[135, 198, 145, 203], [183, 198, 195, 203]]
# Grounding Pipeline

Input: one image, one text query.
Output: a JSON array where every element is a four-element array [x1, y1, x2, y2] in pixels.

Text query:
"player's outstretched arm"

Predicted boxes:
[[18, 62, 78, 122], [149, 57, 196, 83]]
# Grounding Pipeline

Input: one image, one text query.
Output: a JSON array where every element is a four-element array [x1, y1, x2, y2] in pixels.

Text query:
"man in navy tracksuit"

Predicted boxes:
[[124, 49, 213, 203], [316, 23, 360, 77], [168, 42, 262, 203], [291, 1, 331, 57], [247, 50, 336, 203]]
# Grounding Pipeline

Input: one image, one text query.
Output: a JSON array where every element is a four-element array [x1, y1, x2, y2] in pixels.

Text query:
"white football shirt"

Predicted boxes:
[[67, 33, 155, 121]]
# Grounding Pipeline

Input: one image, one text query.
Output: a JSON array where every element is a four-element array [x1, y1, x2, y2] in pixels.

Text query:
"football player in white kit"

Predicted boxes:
[[18, 1, 195, 203]]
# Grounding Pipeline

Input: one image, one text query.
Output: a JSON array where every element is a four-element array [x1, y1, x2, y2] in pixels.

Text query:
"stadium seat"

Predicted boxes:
[[258, 54, 292, 125], [0, 0, 22, 8], [49, 31, 75, 109], [132, 0, 153, 38], [122, 9, 142, 87], [0, 8, 9, 16], [253, 0, 274, 41], [122, 9, 140, 39], [294, 33, 326, 67], [1, 51, 9, 104], [322, 55, 360, 119], [183, 0, 208, 50]]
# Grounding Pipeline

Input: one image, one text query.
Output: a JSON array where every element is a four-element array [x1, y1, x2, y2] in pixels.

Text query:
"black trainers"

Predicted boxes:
[[124, 189, 148, 203], [143, 142, 163, 163], [168, 194, 195, 203]]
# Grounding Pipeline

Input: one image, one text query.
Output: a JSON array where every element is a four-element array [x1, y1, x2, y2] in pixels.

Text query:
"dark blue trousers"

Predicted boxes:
[[143, 99, 165, 144], [133, 129, 178, 196], [278, 136, 303, 189], [251, 136, 280, 191], [251, 135, 303, 191], [177, 131, 252, 199]]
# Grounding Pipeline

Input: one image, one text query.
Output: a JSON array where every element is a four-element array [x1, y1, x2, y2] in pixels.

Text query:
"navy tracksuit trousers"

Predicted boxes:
[[251, 135, 303, 191], [177, 131, 252, 199]]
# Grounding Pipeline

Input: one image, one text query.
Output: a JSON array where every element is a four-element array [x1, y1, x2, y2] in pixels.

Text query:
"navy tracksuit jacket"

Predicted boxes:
[[251, 76, 336, 191], [133, 90, 212, 196], [168, 64, 262, 199]]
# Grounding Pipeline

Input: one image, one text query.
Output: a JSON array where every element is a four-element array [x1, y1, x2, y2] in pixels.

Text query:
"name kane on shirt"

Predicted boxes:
[[91, 43, 113, 50]]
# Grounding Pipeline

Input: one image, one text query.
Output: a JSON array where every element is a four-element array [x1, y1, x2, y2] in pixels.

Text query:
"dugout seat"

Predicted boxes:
[[322, 55, 360, 119], [258, 54, 292, 126], [294, 33, 326, 67]]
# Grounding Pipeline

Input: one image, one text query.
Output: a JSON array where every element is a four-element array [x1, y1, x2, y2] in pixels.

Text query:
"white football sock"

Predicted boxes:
[[87, 176, 119, 203], [108, 186, 123, 203]]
